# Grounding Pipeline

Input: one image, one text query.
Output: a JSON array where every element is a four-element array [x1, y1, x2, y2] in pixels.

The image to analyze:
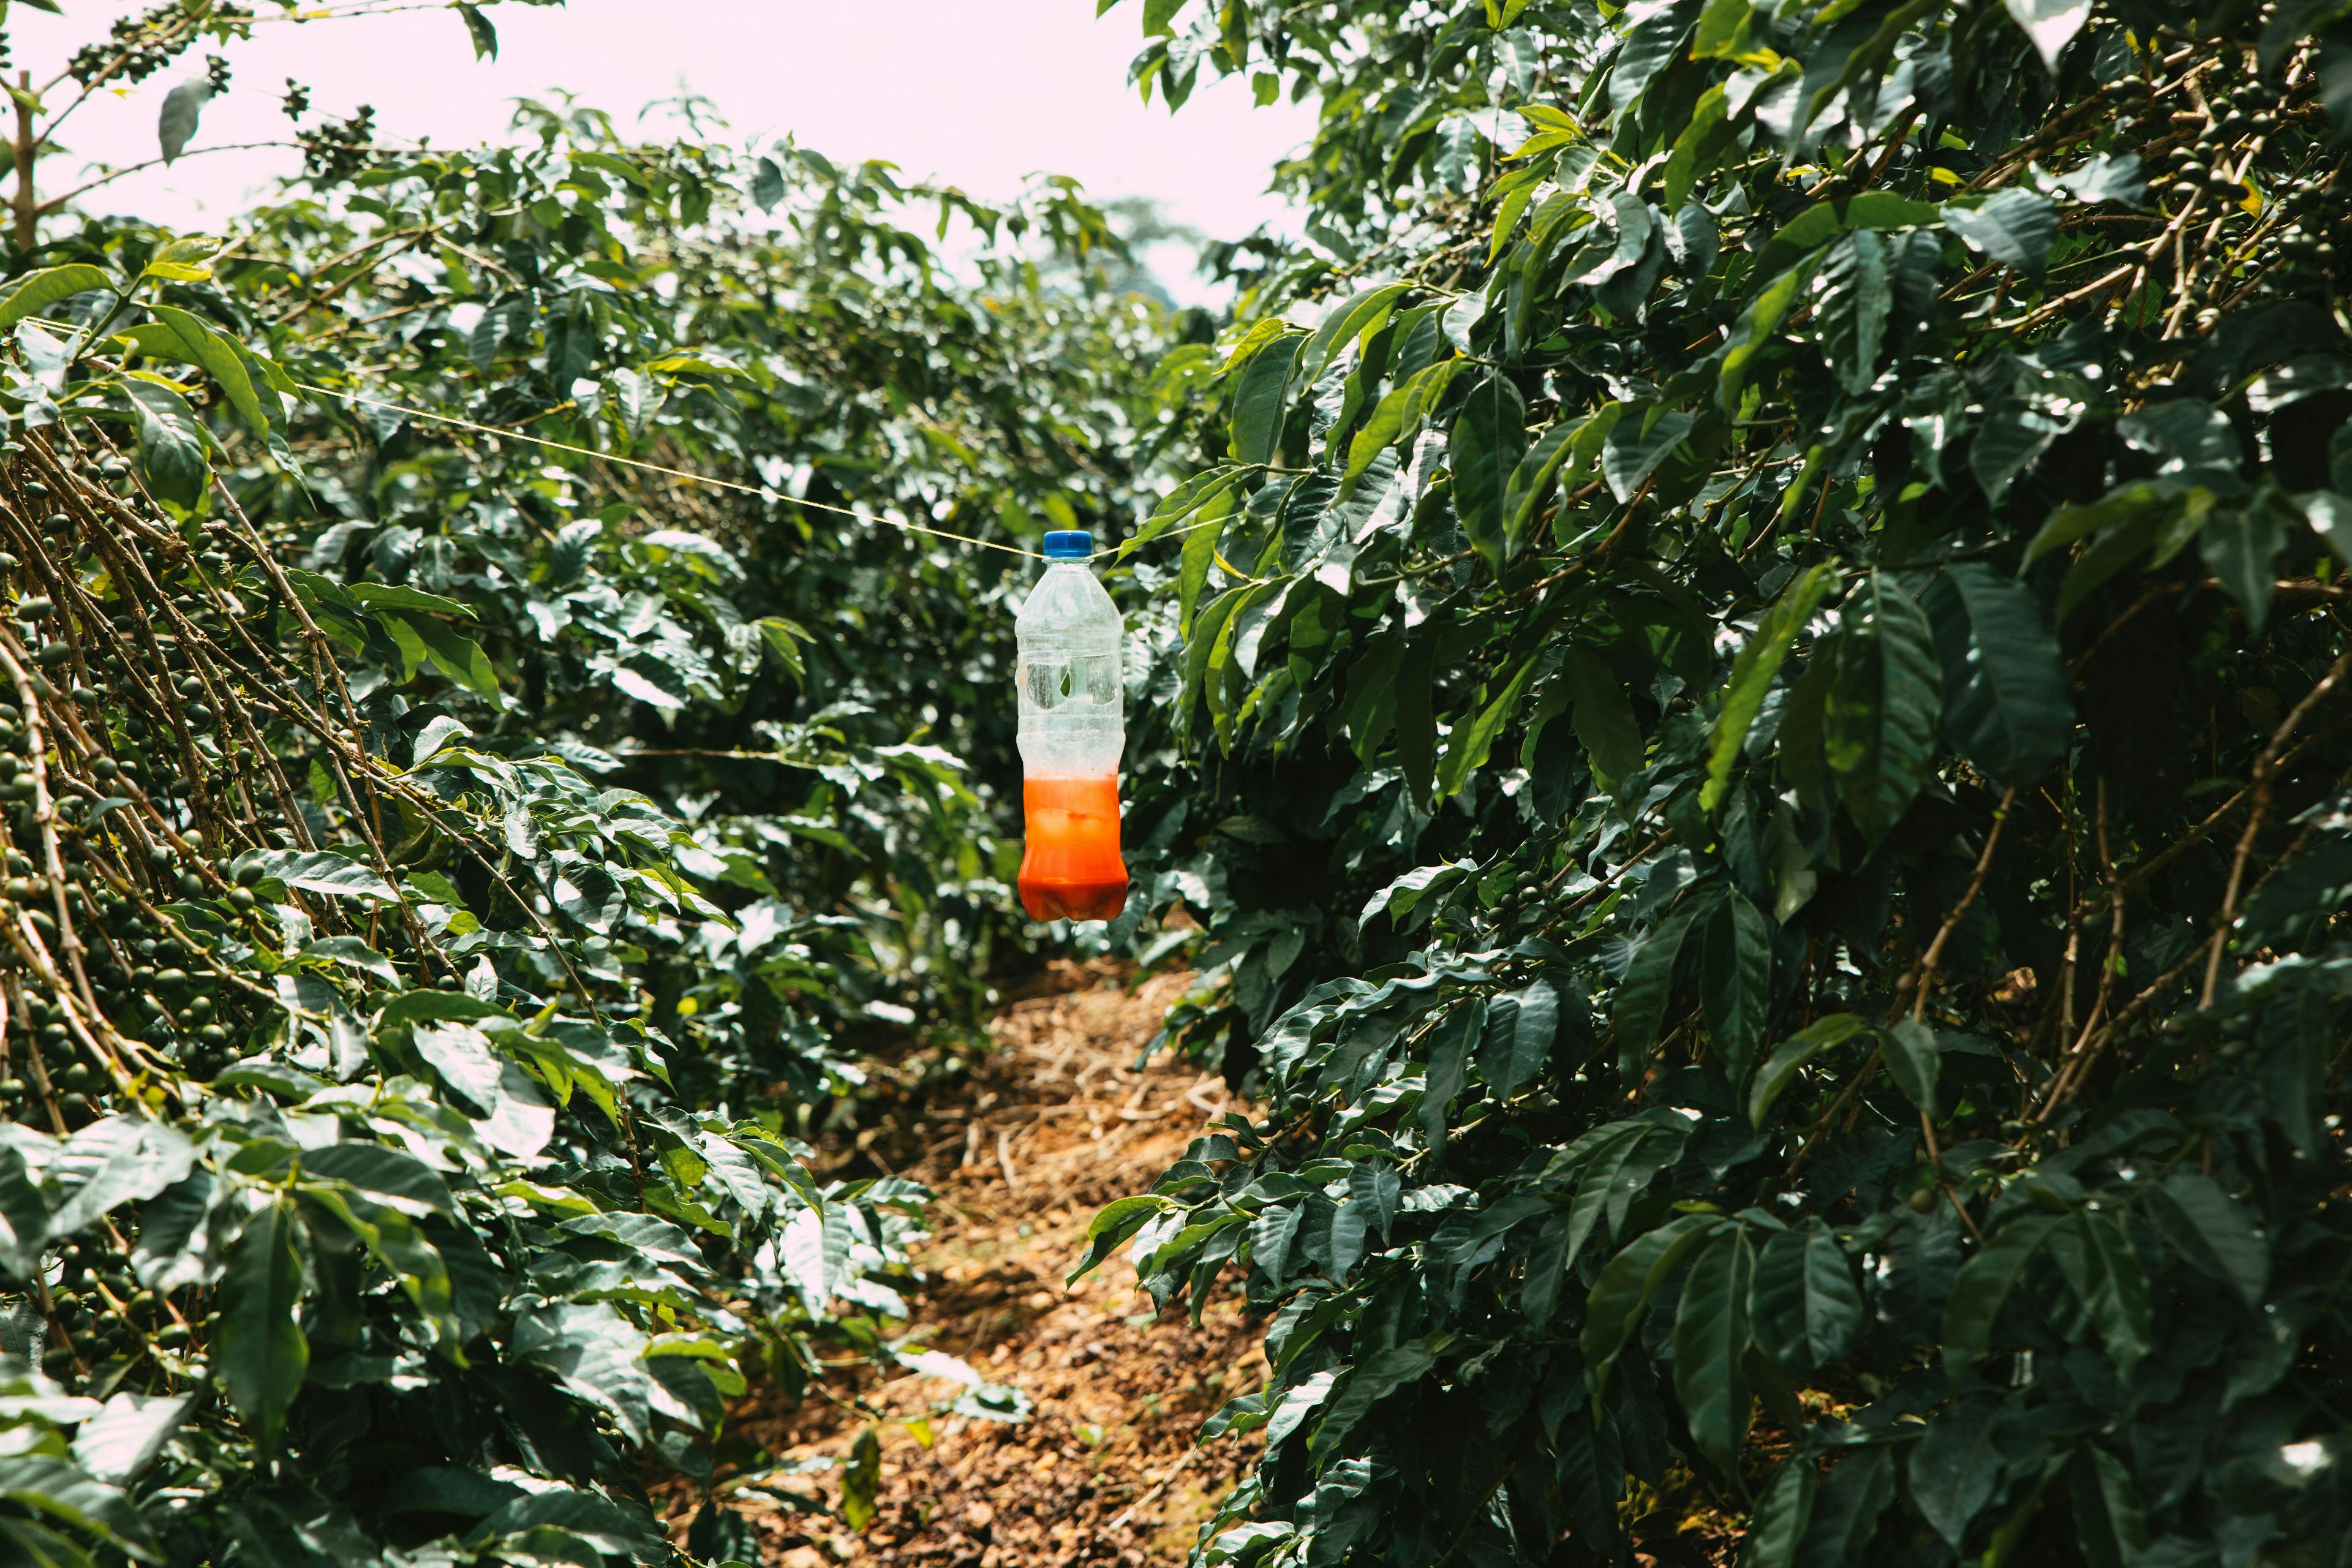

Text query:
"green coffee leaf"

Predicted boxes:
[[1909, 1396, 2003, 1549], [1419, 1003, 1483, 1151], [1817, 230, 1892, 395], [1744, 1456, 1818, 1568], [1941, 1212, 2061, 1368], [1450, 371, 1529, 570], [1487, 981, 1558, 1098], [1601, 408, 1693, 504], [1824, 573, 1941, 843], [1611, 905, 1700, 1090], [1699, 891, 1772, 1087], [0, 265, 111, 331], [71, 1393, 192, 1488], [2073, 1444, 2154, 1566], [251, 850, 397, 903], [1882, 1017, 1941, 1114], [146, 305, 270, 434], [1795, 1449, 1896, 1568], [157, 78, 211, 164], [1436, 656, 1537, 796], [216, 1200, 309, 1453], [1231, 333, 1305, 466], [0, 1457, 164, 1562], [1719, 255, 1816, 412], [349, 582, 478, 619], [1704, 562, 1838, 812], [2002, 0, 2091, 70], [0, 1143, 46, 1283], [123, 378, 209, 509], [2078, 1212, 2154, 1373], [2198, 502, 2288, 635], [1564, 647, 1645, 784], [48, 1118, 196, 1237], [1748, 1013, 1871, 1126], [1582, 1212, 1726, 1392], [1750, 1218, 1863, 1373], [1502, 419, 1580, 548], [1943, 188, 2057, 274], [2151, 1172, 2268, 1306], [1922, 564, 2071, 789], [1670, 1226, 1755, 1475], [1299, 283, 1409, 386], [456, 1, 498, 58]]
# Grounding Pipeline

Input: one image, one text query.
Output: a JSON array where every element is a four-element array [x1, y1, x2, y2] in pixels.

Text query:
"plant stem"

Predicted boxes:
[[13, 70, 37, 252]]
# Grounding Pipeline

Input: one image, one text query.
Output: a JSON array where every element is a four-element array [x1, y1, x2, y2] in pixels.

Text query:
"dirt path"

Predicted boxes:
[[681, 965, 1264, 1568]]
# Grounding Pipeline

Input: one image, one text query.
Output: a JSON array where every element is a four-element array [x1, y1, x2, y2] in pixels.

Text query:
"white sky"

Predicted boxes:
[[7, 1, 1312, 282]]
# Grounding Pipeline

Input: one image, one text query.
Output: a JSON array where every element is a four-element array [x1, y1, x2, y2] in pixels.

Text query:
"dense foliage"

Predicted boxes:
[[21, 0, 2352, 1564], [0, 4, 1166, 1565], [1080, 0, 2352, 1565]]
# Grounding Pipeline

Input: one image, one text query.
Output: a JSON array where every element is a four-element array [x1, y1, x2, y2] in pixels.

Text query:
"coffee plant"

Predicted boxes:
[[1082, 0, 2352, 1564], [0, 2, 1164, 1564], [0, 407, 880, 1568]]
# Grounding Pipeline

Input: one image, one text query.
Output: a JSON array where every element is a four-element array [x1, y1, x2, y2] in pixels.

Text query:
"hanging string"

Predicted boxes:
[[291, 380, 1047, 559]]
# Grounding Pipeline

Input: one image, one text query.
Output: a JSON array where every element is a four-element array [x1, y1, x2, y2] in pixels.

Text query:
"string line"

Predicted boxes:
[[46, 317, 1207, 564], [291, 380, 1046, 559]]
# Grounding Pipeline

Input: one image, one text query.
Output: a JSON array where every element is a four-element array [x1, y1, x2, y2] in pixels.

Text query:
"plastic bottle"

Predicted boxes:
[[1016, 530, 1128, 921]]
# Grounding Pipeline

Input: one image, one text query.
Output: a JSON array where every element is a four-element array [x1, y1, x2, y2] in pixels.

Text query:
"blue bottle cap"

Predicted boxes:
[[1042, 530, 1095, 561]]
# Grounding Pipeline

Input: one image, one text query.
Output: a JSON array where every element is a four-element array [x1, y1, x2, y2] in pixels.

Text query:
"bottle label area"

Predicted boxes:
[[1018, 774, 1128, 922]]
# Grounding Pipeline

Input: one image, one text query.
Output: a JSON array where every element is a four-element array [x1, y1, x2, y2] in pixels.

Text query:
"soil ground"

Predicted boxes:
[[672, 964, 1263, 1568]]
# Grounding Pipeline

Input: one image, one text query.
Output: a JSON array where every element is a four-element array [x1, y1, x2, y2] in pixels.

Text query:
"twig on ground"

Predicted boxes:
[[1106, 1444, 1206, 1534]]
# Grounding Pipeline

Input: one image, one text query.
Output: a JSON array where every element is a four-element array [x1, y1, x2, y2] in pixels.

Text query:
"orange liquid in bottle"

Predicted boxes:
[[1019, 775, 1129, 922]]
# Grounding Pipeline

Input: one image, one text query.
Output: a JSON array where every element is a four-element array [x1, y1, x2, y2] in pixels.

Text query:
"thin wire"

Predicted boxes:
[[292, 379, 1044, 559]]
